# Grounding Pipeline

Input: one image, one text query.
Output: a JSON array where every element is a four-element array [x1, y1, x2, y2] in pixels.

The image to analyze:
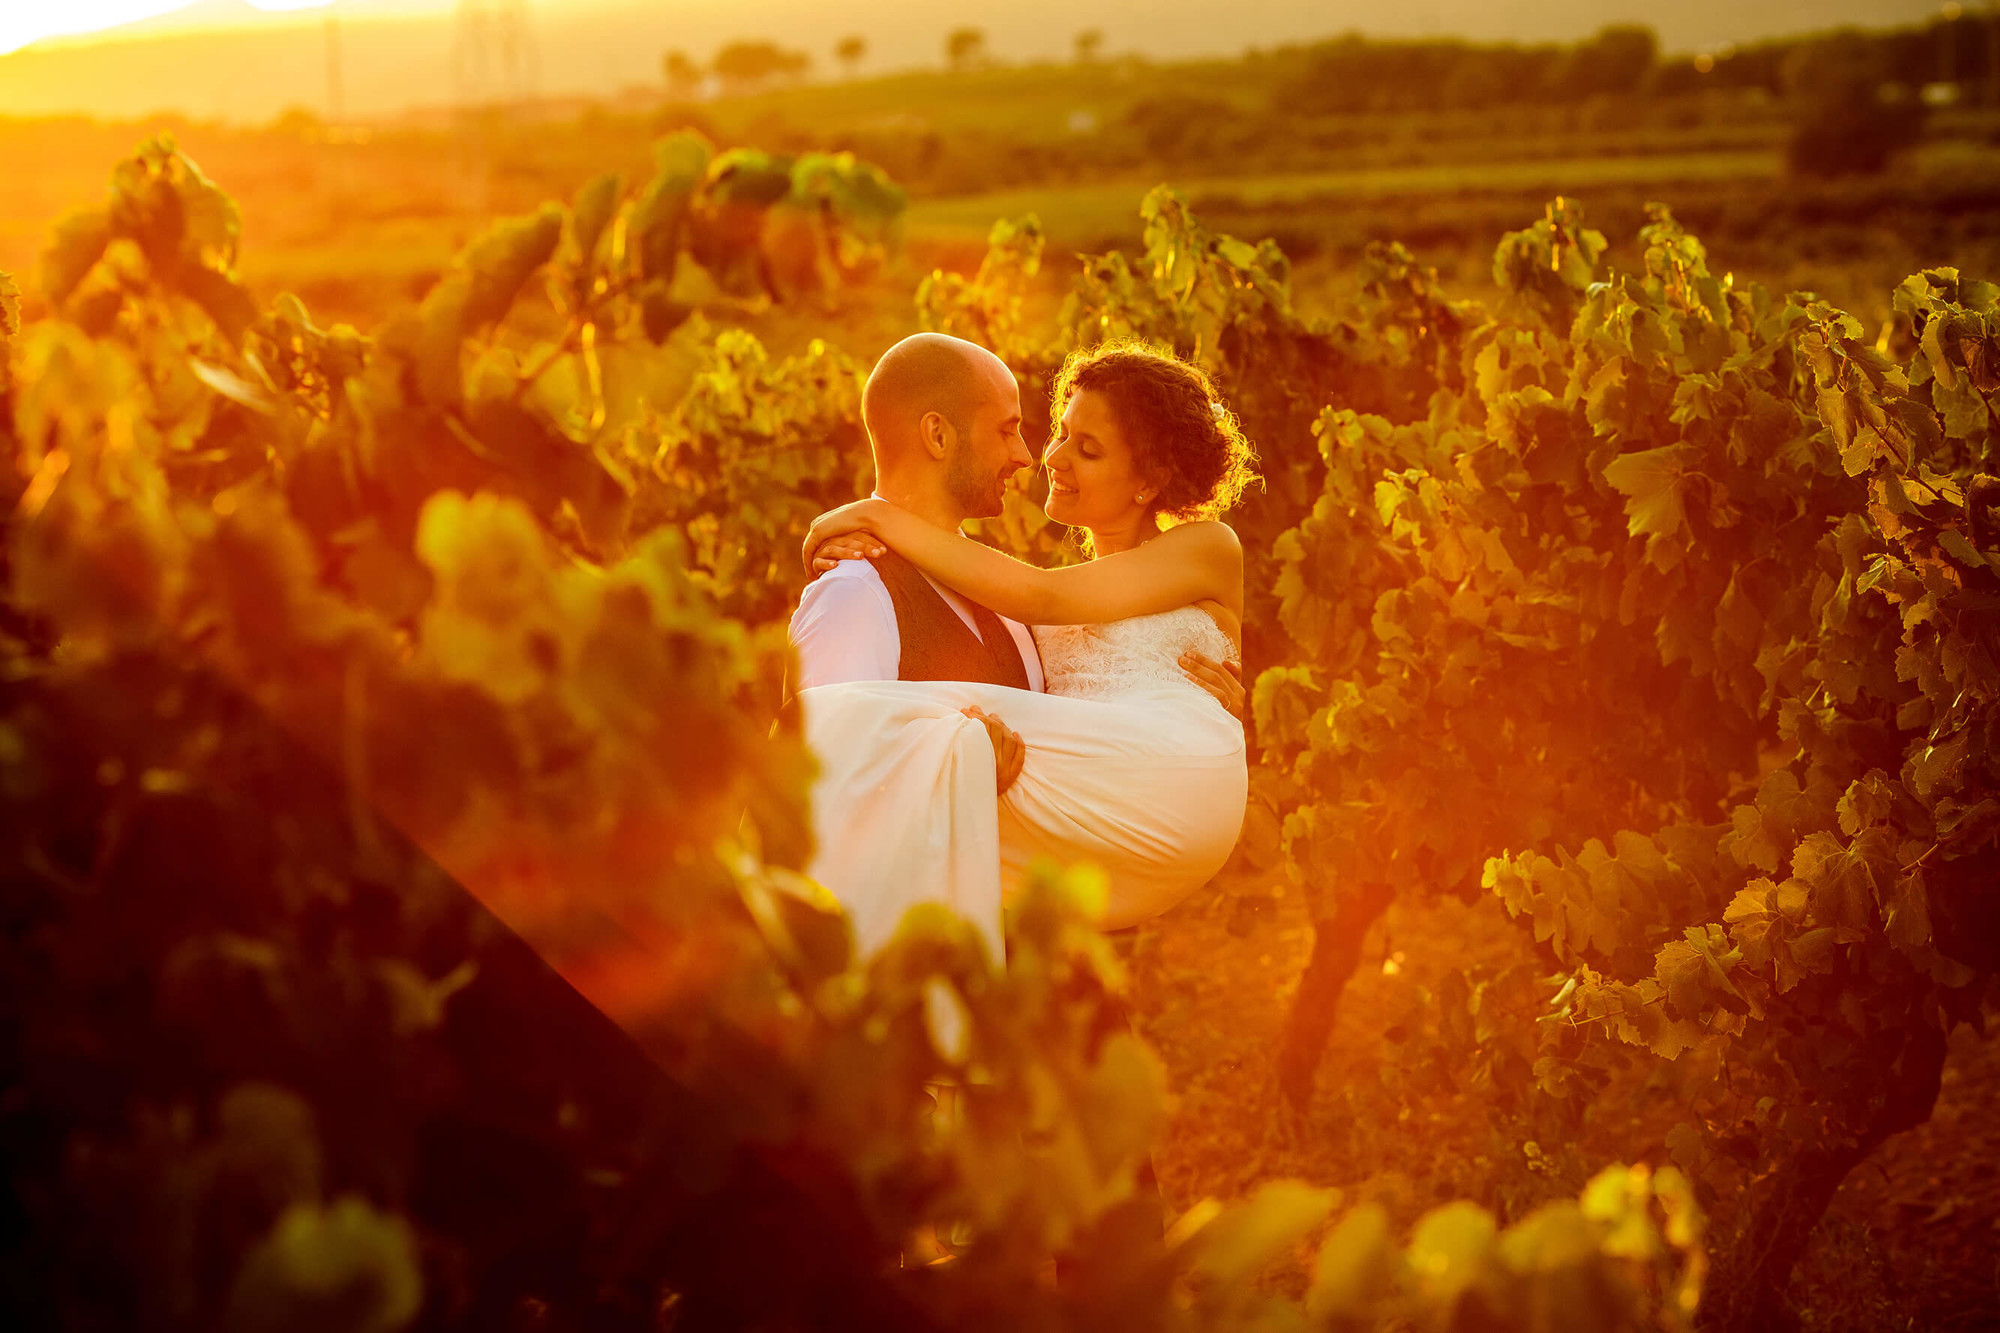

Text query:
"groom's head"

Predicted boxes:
[[863, 333, 1030, 522]]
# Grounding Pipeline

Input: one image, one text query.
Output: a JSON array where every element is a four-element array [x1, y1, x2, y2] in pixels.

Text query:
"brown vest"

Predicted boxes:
[[869, 551, 1031, 690]]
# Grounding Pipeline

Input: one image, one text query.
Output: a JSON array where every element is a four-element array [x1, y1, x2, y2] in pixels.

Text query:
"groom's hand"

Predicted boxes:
[[1181, 652, 1245, 718], [961, 706, 1025, 796]]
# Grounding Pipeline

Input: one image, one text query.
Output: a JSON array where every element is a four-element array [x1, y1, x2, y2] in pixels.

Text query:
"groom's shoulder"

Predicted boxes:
[[805, 559, 889, 595], [790, 559, 892, 627]]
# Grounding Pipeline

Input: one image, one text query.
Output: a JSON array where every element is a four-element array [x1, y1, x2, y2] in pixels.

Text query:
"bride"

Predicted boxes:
[[793, 343, 1256, 960]]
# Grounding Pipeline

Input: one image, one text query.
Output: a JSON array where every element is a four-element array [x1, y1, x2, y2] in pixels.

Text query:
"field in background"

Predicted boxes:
[[6, 47, 1998, 351]]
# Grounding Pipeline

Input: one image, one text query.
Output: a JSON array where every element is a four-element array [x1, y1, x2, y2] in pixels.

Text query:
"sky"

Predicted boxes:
[[0, 0, 1953, 122], [4, 0, 1951, 57], [0, 1, 343, 56]]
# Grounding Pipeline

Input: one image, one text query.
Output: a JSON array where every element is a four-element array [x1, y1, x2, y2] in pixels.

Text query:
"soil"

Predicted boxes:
[[1122, 858, 2000, 1331]]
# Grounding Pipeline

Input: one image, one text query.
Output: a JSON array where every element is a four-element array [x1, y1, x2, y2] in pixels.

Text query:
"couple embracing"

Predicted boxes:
[[789, 333, 1255, 960]]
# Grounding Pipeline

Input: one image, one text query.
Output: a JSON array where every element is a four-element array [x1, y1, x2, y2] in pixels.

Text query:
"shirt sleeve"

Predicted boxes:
[[789, 563, 900, 689]]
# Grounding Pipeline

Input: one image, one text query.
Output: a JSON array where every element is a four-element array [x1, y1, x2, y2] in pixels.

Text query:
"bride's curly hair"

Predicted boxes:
[[1047, 342, 1259, 525]]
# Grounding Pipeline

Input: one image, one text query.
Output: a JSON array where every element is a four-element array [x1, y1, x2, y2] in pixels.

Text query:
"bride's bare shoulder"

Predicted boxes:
[[1159, 520, 1241, 561]]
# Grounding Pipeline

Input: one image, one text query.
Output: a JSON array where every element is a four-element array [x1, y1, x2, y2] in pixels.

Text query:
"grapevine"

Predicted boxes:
[[7, 131, 1995, 1332]]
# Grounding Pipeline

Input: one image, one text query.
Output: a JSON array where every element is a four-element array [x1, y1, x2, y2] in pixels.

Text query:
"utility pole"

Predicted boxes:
[[325, 3, 344, 127], [1988, 0, 1999, 107], [452, 0, 536, 217], [454, 0, 535, 108], [453, 0, 489, 107], [1940, 4, 1957, 88]]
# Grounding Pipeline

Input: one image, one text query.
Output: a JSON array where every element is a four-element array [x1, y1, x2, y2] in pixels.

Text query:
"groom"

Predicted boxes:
[[788, 332, 1240, 793], [789, 332, 1040, 790]]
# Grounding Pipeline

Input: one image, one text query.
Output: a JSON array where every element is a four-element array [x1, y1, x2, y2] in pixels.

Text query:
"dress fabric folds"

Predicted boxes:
[[800, 606, 1248, 959]]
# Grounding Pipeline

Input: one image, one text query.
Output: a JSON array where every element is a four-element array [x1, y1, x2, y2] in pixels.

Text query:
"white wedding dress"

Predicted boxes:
[[797, 605, 1248, 960]]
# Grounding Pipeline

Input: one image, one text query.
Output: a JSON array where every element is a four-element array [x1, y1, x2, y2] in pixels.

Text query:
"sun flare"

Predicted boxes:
[[1, 1, 338, 57]]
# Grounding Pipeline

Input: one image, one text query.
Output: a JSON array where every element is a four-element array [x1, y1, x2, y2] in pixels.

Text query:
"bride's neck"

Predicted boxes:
[[1086, 514, 1156, 557]]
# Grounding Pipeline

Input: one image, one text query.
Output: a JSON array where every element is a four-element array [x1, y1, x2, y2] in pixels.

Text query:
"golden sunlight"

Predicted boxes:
[[3, 1, 336, 57]]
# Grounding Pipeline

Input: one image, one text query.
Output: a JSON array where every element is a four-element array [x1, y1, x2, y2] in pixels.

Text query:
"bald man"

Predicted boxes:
[[789, 335, 1044, 752]]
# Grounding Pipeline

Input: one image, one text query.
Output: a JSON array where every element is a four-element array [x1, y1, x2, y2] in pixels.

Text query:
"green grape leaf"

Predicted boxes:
[[177, 264, 258, 342], [1837, 771, 1899, 834], [1792, 829, 1892, 939], [1075, 1031, 1166, 1181], [1215, 236, 1262, 271], [1655, 940, 1709, 1019], [1723, 879, 1782, 969], [1581, 357, 1630, 436], [631, 130, 714, 282], [569, 172, 623, 270], [1725, 769, 1841, 872], [1496, 1203, 1618, 1322], [213, 1082, 322, 1207], [1721, 801, 1782, 874], [1936, 527, 1988, 570], [1664, 1121, 1711, 1179], [459, 205, 564, 329], [1187, 1180, 1338, 1287], [1907, 728, 1971, 799], [1688, 924, 1749, 1014], [1601, 443, 1698, 541], [638, 279, 692, 344], [224, 1197, 423, 1333], [1883, 868, 1932, 955], [1307, 1202, 1396, 1321], [1406, 1201, 1498, 1307], [411, 278, 471, 408], [705, 148, 797, 209], [1786, 924, 1838, 979], [41, 208, 112, 304]]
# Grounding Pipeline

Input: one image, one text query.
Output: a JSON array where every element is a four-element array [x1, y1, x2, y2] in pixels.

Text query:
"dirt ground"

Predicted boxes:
[[1122, 857, 2000, 1330]]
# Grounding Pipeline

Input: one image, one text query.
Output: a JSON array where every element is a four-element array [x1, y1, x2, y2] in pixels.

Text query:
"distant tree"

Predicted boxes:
[[1783, 32, 1926, 176], [945, 27, 987, 72], [1780, 29, 1874, 102], [269, 105, 323, 138], [1437, 43, 1561, 108], [835, 35, 867, 78], [663, 49, 703, 101], [1074, 28, 1104, 65], [1549, 24, 1658, 100], [1123, 92, 1235, 157], [712, 40, 811, 94]]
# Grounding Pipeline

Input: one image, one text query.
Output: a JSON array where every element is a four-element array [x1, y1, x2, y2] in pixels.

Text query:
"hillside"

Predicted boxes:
[[0, 0, 1947, 123]]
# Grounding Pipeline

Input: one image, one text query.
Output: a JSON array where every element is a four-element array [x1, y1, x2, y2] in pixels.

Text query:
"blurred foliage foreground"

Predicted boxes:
[[2, 129, 1993, 1332]]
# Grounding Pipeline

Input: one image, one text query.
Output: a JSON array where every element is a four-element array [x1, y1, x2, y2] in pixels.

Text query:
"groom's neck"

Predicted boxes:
[[872, 479, 966, 533]]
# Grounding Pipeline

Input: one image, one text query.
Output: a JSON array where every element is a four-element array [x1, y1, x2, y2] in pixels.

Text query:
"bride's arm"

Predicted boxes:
[[802, 498, 1239, 625]]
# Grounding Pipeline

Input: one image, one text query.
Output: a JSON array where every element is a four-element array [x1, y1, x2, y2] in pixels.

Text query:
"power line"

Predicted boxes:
[[324, 5, 343, 126], [454, 0, 537, 108]]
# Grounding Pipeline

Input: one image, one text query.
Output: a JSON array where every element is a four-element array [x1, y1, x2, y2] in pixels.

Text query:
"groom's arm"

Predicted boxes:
[[792, 565, 1028, 798], [789, 562, 900, 690]]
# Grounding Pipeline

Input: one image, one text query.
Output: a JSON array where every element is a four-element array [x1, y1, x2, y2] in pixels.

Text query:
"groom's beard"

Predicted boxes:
[[945, 449, 1007, 520]]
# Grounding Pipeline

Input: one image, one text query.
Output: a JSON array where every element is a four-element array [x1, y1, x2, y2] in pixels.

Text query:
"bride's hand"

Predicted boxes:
[[808, 532, 886, 576], [802, 499, 888, 575]]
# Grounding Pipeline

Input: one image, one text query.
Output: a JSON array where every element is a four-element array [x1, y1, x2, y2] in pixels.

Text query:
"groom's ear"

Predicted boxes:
[[919, 410, 953, 460]]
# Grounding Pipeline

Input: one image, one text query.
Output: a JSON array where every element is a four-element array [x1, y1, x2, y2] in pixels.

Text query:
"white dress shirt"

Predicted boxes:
[[790, 560, 1044, 693]]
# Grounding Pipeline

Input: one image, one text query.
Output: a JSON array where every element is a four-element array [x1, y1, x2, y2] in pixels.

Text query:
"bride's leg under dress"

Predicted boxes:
[[797, 680, 1247, 959]]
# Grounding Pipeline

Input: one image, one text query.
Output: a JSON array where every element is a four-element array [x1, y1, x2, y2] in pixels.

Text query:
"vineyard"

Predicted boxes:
[[2, 131, 1995, 1332]]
